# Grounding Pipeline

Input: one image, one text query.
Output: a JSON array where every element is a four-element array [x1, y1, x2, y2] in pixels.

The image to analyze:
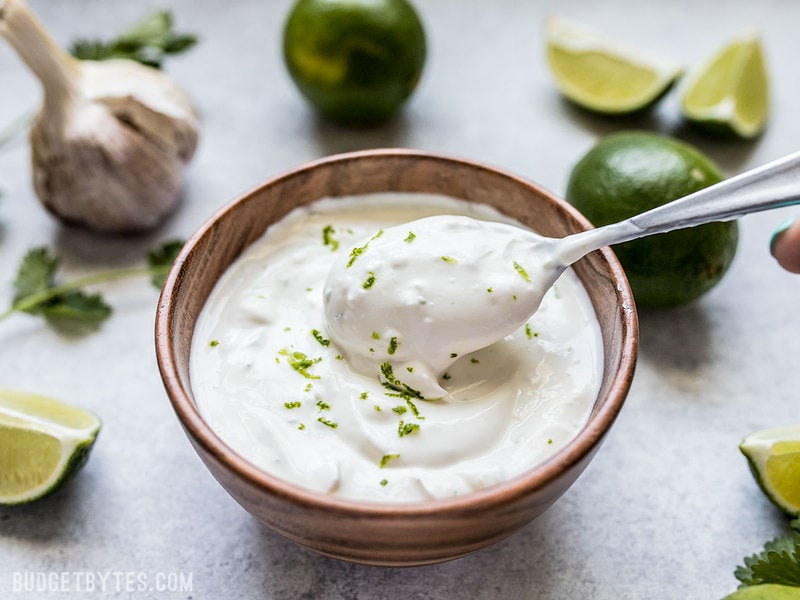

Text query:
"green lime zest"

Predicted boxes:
[[346, 229, 383, 268], [513, 260, 531, 282], [278, 348, 322, 379], [317, 416, 338, 429], [380, 363, 424, 400], [380, 454, 400, 468], [311, 328, 330, 347], [398, 420, 420, 437], [322, 225, 339, 251]]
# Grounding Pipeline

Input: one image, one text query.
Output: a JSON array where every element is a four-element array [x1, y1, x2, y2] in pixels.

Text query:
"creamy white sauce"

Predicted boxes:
[[191, 193, 604, 503]]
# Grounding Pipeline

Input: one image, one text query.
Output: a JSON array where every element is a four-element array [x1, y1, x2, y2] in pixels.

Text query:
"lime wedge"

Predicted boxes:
[[740, 425, 800, 516], [681, 32, 769, 138], [545, 15, 681, 114], [0, 388, 101, 505]]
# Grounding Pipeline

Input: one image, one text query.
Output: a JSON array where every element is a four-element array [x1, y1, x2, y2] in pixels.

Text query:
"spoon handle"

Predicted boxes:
[[556, 150, 800, 266]]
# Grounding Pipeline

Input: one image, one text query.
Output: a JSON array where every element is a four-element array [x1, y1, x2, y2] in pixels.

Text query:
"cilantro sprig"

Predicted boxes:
[[1, 241, 183, 334], [69, 10, 198, 69], [734, 518, 800, 589]]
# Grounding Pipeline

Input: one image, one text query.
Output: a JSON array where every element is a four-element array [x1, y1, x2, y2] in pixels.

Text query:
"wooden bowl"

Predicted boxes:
[[155, 149, 638, 566]]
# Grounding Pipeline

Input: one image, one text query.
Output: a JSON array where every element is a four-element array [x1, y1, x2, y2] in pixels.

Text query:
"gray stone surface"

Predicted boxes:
[[1, 0, 799, 598]]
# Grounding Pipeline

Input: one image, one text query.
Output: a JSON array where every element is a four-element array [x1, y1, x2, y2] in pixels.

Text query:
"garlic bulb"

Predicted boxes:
[[0, 0, 199, 233]]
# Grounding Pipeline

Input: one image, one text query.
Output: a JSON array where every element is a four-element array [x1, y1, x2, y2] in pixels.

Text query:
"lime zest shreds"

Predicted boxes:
[[310, 328, 330, 347], [362, 272, 376, 289], [404, 397, 424, 420], [0, 388, 101, 505], [525, 324, 539, 339], [441, 256, 457, 264], [681, 32, 769, 138], [545, 15, 681, 115], [346, 229, 383, 268], [398, 420, 420, 437], [404, 232, 416, 243], [278, 348, 322, 379], [513, 261, 531, 282], [346, 243, 368, 268], [380, 453, 400, 468], [322, 225, 339, 251], [317, 416, 338, 429], [379, 362, 425, 400]]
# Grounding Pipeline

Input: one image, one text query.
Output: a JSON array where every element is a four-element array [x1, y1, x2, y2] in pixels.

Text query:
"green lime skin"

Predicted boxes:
[[282, 0, 427, 124], [566, 131, 739, 308]]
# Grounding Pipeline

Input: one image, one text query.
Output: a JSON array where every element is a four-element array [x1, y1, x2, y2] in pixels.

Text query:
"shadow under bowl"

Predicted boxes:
[[155, 148, 638, 567]]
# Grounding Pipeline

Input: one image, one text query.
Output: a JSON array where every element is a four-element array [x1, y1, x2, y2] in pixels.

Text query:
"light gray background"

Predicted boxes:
[[1, 1, 799, 598]]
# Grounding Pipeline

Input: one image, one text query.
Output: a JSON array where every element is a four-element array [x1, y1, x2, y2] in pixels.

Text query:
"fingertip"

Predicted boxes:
[[771, 217, 800, 274]]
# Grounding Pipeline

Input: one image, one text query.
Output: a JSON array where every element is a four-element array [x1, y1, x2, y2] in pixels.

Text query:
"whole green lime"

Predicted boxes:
[[566, 131, 739, 308], [282, 0, 426, 124]]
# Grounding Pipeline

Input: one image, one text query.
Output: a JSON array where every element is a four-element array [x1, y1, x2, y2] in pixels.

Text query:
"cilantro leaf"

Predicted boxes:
[[10, 247, 112, 333], [41, 291, 112, 335], [735, 519, 800, 588], [69, 10, 198, 69], [3, 240, 184, 334], [12, 247, 57, 307], [147, 239, 184, 289]]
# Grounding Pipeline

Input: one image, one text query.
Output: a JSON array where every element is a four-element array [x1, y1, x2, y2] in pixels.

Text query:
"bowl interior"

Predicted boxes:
[[156, 148, 638, 565]]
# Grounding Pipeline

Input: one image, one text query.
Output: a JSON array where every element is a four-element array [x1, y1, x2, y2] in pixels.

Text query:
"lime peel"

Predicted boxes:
[[545, 15, 682, 114], [0, 388, 101, 505], [740, 425, 800, 516]]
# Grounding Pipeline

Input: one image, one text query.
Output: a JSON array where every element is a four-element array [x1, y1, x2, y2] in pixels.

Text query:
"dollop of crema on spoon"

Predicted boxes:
[[323, 215, 561, 399]]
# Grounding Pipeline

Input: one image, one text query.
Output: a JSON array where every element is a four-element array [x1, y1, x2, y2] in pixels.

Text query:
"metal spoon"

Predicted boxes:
[[324, 150, 800, 398]]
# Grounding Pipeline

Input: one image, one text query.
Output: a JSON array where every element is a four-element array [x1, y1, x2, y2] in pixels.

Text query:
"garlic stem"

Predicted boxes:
[[0, 0, 79, 125]]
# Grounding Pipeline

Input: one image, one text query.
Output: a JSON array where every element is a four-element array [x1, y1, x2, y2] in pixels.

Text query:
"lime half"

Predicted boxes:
[[722, 584, 800, 600], [545, 15, 681, 114], [0, 388, 101, 505], [740, 425, 800, 516], [681, 32, 769, 138]]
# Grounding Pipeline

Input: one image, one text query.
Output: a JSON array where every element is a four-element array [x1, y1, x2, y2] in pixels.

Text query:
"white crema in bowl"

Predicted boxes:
[[190, 193, 604, 503]]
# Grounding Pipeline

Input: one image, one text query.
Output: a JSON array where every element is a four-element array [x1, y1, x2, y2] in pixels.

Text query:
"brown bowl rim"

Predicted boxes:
[[155, 148, 638, 518]]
